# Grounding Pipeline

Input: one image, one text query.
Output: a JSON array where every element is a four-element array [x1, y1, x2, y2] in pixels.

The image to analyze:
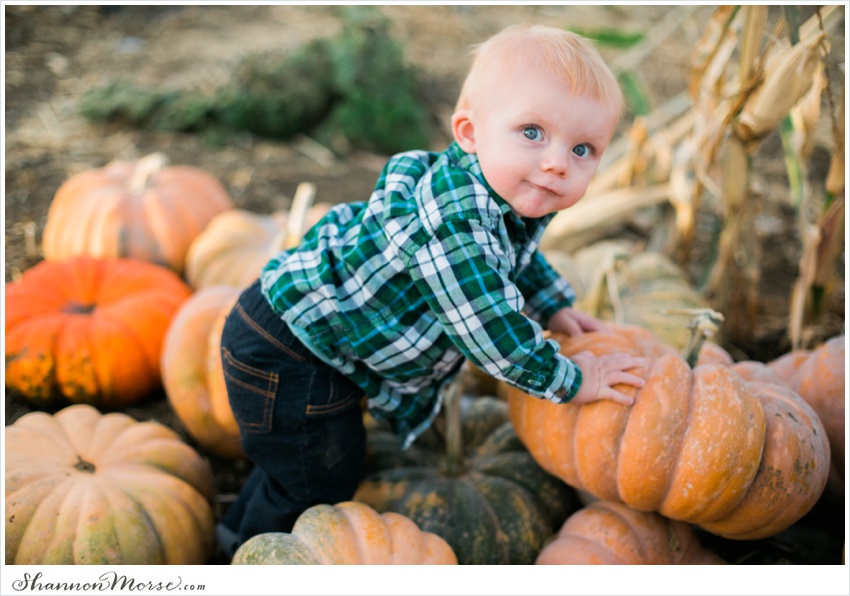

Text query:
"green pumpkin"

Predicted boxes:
[[354, 389, 578, 565]]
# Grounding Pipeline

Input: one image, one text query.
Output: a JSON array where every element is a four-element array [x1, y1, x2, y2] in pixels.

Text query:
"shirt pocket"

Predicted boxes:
[[221, 346, 278, 434]]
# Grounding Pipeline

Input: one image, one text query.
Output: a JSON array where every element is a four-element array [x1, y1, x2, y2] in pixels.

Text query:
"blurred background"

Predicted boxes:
[[4, 3, 847, 567]]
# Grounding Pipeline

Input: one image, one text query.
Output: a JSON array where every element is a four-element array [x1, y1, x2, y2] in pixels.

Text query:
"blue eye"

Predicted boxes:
[[522, 126, 542, 141], [573, 144, 591, 158]]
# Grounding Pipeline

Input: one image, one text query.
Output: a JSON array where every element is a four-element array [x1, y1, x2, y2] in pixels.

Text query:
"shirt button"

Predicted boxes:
[[555, 388, 567, 399]]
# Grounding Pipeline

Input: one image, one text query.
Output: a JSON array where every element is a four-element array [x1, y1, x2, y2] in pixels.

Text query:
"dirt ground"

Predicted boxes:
[[3, 4, 846, 565]]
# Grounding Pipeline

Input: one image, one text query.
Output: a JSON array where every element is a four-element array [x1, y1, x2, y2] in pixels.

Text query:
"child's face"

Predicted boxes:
[[452, 60, 620, 219]]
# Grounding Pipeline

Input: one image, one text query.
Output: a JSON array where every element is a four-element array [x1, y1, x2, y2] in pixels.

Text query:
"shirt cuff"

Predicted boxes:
[[523, 276, 576, 324]]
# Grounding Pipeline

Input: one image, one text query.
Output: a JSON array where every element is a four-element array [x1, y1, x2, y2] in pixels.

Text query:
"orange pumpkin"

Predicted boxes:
[[5, 255, 192, 408], [5, 404, 216, 564], [504, 324, 830, 540], [769, 335, 845, 499], [232, 501, 457, 564], [42, 153, 233, 274], [537, 500, 725, 564], [161, 285, 244, 458]]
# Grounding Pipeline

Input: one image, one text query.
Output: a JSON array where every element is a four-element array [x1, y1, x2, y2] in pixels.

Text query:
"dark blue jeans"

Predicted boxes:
[[219, 279, 366, 549]]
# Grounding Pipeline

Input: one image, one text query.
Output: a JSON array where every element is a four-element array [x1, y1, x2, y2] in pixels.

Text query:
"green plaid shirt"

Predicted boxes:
[[261, 142, 581, 447]]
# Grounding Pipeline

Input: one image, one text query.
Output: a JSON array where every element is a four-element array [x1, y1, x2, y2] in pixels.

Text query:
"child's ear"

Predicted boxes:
[[451, 110, 476, 153]]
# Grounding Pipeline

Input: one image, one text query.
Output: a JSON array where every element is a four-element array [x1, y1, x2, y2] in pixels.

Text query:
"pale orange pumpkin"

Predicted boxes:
[[5, 404, 216, 565], [185, 209, 289, 289], [232, 501, 457, 564], [5, 255, 192, 408], [769, 335, 845, 499], [161, 285, 244, 459], [185, 204, 331, 290], [537, 500, 725, 565], [505, 324, 830, 540], [42, 153, 233, 274]]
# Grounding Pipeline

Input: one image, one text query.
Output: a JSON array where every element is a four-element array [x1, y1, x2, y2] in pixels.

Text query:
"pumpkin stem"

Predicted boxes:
[[74, 455, 96, 474], [62, 300, 95, 314], [681, 308, 725, 367], [442, 374, 465, 477], [128, 152, 170, 195], [269, 182, 318, 254], [282, 182, 317, 250]]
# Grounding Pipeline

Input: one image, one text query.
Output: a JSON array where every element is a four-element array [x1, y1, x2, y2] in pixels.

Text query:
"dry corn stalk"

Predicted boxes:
[[735, 32, 827, 144], [540, 184, 670, 253], [825, 76, 845, 196]]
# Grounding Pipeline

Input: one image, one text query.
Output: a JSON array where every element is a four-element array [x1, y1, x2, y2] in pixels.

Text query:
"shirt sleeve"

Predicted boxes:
[[515, 250, 576, 325], [404, 216, 582, 403]]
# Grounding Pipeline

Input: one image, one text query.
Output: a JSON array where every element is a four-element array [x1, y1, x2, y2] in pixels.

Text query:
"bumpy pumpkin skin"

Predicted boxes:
[[505, 325, 830, 540], [5, 255, 192, 408], [161, 285, 244, 459], [537, 500, 725, 565], [231, 501, 457, 564], [769, 336, 845, 498], [42, 153, 233, 274], [5, 404, 216, 565], [354, 397, 578, 565]]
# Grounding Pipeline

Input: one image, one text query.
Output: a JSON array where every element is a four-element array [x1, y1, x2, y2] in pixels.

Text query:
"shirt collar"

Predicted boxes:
[[445, 142, 555, 231]]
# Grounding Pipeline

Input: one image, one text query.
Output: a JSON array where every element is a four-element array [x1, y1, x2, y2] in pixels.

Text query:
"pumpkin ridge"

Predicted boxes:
[[93, 474, 165, 564], [94, 306, 160, 385], [466, 472, 541, 564], [546, 531, 629, 564], [5, 475, 74, 564], [110, 469, 213, 564], [15, 475, 82, 564], [605, 500, 658, 562], [143, 184, 202, 267], [655, 356, 695, 513]]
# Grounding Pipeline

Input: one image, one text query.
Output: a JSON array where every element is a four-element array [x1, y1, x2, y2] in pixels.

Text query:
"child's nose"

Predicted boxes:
[[541, 149, 568, 176]]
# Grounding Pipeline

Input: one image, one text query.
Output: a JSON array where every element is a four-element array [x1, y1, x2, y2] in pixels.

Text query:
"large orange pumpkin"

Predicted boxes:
[[42, 153, 233, 274], [769, 335, 845, 499], [504, 324, 830, 540], [161, 285, 243, 458], [5, 404, 216, 565], [537, 500, 725, 565], [5, 255, 192, 408], [231, 501, 457, 564]]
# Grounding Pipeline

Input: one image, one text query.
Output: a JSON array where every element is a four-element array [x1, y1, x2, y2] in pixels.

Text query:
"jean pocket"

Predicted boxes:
[[304, 369, 362, 418], [221, 347, 277, 434]]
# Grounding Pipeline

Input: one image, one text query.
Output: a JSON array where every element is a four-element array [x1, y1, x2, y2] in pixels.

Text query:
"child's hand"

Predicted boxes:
[[546, 307, 609, 336], [568, 350, 647, 406]]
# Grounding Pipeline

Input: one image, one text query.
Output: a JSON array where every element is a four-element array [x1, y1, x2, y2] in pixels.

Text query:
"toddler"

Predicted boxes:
[[217, 23, 646, 557]]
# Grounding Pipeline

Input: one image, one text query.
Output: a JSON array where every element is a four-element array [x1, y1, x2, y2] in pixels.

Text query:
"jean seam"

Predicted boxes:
[[235, 302, 307, 363], [305, 392, 359, 416], [222, 347, 277, 431]]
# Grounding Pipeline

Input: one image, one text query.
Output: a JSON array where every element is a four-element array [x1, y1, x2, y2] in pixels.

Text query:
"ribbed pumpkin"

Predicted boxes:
[[185, 209, 289, 289], [537, 500, 725, 565], [544, 240, 713, 350], [42, 153, 233, 274], [5, 255, 192, 408], [769, 335, 845, 499], [5, 404, 216, 564], [504, 323, 830, 540], [232, 501, 457, 565], [161, 285, 244, 459], [185, 196, 331, 290], [353, 390, 578, 565]]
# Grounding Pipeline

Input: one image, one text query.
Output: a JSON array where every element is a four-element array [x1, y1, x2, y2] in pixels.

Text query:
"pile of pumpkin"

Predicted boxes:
[[5, 154, 846, 565]]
